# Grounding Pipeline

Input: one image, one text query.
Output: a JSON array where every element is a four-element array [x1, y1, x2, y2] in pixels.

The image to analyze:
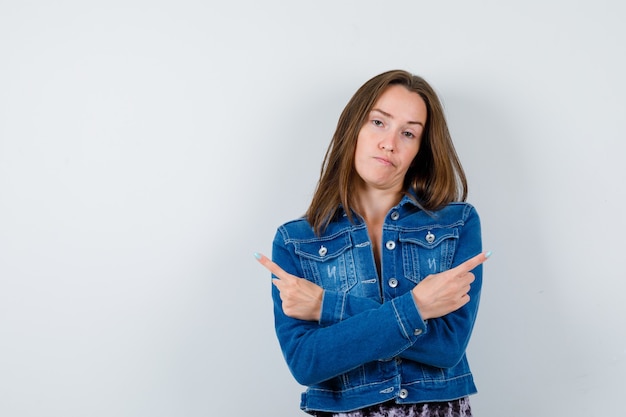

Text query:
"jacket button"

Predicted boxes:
[[399, 389, 409, 399], [388, 278, 398, 288], [425, 231, 435, 243], [385, 240, 396, 250], [390, 211, 400, 220], [414, 329, 423, 336], [318, 246, 327, 257]]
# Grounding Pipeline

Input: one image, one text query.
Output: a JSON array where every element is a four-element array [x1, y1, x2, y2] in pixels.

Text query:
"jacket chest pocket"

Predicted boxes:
[[400, 227, 459, 284], [294, 233, 357, 292]]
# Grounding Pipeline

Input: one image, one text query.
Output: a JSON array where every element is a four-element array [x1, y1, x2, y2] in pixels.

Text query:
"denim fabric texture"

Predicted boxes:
[[271, 196, 483, 414]]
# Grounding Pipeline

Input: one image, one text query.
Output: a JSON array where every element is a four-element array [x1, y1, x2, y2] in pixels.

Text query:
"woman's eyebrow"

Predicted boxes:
[[371, 108, 424, 126]]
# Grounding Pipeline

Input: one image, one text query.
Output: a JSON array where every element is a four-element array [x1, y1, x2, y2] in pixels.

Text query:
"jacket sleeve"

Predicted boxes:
[[318, 205, 483, 369], [271, 232, 429, 387]]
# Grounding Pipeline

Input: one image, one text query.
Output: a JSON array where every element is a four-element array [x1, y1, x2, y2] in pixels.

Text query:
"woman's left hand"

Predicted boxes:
[[255, 253, 323, 322]]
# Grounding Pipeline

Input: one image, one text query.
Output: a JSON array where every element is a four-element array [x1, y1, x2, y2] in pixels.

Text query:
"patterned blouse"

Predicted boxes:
[[312, 397, 472, 417]]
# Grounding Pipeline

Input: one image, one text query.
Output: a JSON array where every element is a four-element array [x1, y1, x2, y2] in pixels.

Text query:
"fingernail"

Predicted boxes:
[[485, 251, 492, 258], [253, 252, 262, 260]]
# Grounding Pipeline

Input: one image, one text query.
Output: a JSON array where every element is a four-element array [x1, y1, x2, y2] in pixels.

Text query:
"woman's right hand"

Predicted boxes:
[[254, 252, 324, 322], [411, 252, 490, 320]]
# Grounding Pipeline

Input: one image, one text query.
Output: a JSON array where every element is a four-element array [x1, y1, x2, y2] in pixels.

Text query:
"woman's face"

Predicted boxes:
[[354, 85, 427, 193]]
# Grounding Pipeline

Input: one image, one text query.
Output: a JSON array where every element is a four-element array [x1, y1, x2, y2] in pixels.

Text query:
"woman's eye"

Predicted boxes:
[[372, 119, 383, 126], [403, 131, 415, 138]]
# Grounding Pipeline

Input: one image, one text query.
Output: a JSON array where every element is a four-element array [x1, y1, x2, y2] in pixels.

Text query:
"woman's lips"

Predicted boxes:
[[374, 156, 394, 166]]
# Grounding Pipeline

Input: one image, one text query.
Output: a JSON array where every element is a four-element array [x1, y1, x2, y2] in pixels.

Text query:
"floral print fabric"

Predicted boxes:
[[313, 397, 471, 417]]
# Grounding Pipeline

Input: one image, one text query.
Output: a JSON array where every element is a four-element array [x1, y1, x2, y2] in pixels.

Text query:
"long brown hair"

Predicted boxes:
[[306, 70, 467, 236]]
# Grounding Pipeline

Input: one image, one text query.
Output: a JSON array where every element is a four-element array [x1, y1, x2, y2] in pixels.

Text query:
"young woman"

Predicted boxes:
[[255, 69, 490, 416]]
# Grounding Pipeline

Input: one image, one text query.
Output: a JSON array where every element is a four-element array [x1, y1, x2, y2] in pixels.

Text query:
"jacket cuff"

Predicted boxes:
[[391, 292, 428, 340], [319, 290, 342, 326]]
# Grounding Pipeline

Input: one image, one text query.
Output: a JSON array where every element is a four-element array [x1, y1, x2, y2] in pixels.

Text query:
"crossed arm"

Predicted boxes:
[[256, 249, 490, 381], [254, 251, 489, 323]]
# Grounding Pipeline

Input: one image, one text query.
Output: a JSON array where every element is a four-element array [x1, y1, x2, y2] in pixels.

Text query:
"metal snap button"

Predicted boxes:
[[425, 231, 435, 243], [390, 211, 400, 221], [385, 240, 396, 250], [414, 328, 423, 336], [399, 389, 409, 399], [318, 246, 327, 257], [388, 278, 398, 288]]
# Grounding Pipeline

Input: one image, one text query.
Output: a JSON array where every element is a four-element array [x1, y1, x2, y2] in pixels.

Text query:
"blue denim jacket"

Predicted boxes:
[[270, 196, 483, 414]]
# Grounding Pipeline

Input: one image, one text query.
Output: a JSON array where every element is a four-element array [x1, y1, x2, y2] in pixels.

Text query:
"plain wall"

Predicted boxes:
[[1, 1, 625, 416]]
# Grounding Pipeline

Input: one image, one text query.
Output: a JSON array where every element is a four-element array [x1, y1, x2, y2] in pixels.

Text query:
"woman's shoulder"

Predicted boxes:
[[439, 201, 478, 212], [278, 216, 311, 231], [275, 214, 355, 242], [403, 193, 478, 218], [275, 216, 316, 241], [428, 201, 480, 223]]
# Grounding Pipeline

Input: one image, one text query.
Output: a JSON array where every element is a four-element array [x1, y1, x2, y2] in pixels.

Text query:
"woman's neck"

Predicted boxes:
[[355, 186, 403, 225], [354, 186, 402, 278]]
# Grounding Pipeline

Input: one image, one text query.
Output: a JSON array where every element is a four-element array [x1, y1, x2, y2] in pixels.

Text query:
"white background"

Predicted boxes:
[[1, 1, 625, 416]]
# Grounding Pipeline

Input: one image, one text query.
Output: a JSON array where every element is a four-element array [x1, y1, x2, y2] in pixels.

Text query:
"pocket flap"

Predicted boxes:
[[295, 233, 352, 262]]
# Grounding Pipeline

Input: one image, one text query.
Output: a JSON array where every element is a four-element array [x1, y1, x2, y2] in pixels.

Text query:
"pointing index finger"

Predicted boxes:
[[454, 251, 492, 274], [254, 252, 289, 280]]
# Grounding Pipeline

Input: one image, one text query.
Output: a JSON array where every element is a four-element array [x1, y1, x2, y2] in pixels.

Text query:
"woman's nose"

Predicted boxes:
[[379, 134, 395, 152]]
